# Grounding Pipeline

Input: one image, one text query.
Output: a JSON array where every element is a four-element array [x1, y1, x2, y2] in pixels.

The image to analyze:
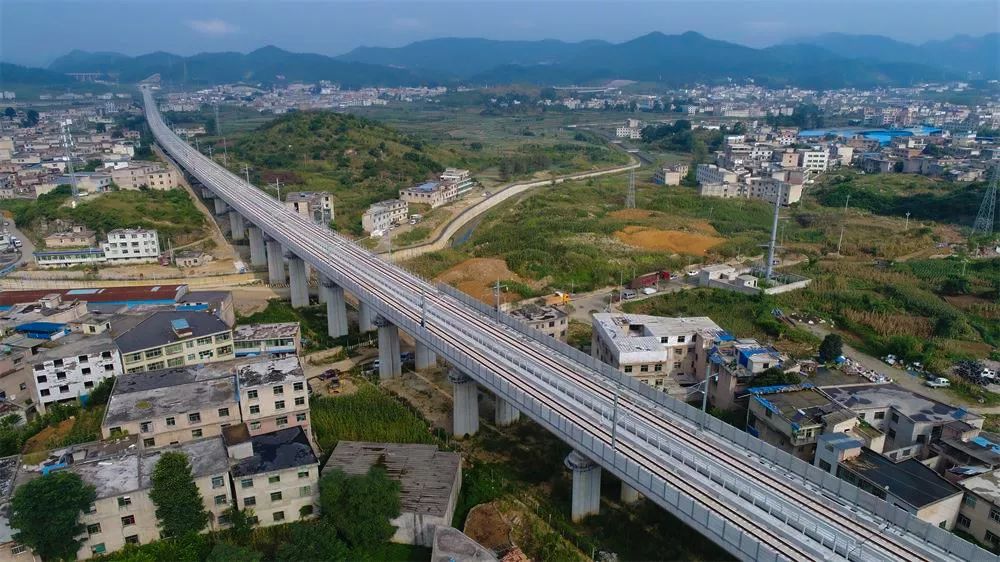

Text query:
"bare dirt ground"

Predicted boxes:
[[464, 502, 514, 553], [382, 369, 453, 432], [614, 225, 724, 255], [435, 257, 526, 304]]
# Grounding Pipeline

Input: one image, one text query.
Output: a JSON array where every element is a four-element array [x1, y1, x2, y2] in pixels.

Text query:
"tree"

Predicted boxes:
[[3, 107, 15, 119], [275, 521, 349, 562], [11, 471, 96, 561], [149, 452, 210, 537], [319, 467, 401, 548], [886, 335, 922, 362], [750, 367, 800, 387], [818, 333, 843, 363], [207, 542, 262, 562], [21, 109, 38, 128], [940, 275, 970, 295]]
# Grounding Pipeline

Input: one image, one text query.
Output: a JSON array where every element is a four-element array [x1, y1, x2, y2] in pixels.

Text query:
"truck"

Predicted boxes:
[[544, 291, 571, 306], [925, 377, 950, 388], [627, 270, 670, 290]]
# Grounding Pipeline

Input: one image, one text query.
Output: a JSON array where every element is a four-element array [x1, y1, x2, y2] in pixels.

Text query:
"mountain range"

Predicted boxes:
[[5, 31, 996, 91]]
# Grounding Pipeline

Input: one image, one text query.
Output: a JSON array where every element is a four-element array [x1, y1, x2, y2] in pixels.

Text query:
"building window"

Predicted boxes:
[[294, 397, 305, 406], [887, 429, 896, 440], [293, 382, 304, 392], [11, 544, 26, 555], [218, 514, 231, 526], [270, 491, 283, 502], [275, 400, 285, 410], [87, 523, 102, 535], [36, 375, 46, 384], [640, 365, 649, 373], [166, 417, 176, 426], [192, 429, 203, 438], [247, 390, 258, 400], [298, 470, 309, 479], [40, 389, 50, 397], [890, 413, 899, 423], [121, 515, 136, 526], [299, 485, 312, 497], [990, 508, 1000, 524], [244, 496, 256, 506], [143, 438, 155, 447], [273, 511, 285, 522], [276, 416, 288, 427], [125, 535, 139, 545], [214, 494, 227, 506], [118, 496, 132, 508], [212, 476, 225, 489], [196, 337, 213, 346], [624, 366, 633, 373], [91, 544, 106, 555], [249, 405, 260, 415], [273, 385, 284, 395], [957, 514, 971, 528], [218, 407, 230, 418], [296, 413, 307, 423], [300, 505, 314, 517], [241, 478, 253, 488], [86, 503, 97, 514], [964, 495, 977, 508], [188, 412, 201, 423], [250, 421, 261, 430], [678, 335, 686, 343], [874, 411, 885, 420], [268, 475, 281, 484], [140, 421, 152, 433]]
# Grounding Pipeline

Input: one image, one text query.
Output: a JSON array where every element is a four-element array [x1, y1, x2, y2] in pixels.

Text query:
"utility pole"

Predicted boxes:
[[274, 178, 282, 201], [494, 278, 503, 323], [904, 212, 910, 231], [222, 137, 229, 165], [242, 165, 251, 188], [837, 194, 850, 255], [765, 193, 781, 281]]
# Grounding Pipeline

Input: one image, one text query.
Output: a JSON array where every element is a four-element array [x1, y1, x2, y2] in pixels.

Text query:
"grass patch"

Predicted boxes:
[[310, 385, 438, 458], [393, 226, 432, 247]]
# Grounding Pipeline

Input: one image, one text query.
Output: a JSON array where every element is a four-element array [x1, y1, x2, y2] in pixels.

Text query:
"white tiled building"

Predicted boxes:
[[361, 199, 408, 234], [29, 332, 123, 413], [102, 229, 160, 262]]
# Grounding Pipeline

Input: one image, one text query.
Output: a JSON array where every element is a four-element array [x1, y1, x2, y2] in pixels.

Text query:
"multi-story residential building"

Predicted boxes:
[[956, 469, 1000, 549], [102, 228, 160, 262], [746, 385, 857, 461], [822, 383, 984, 457], [653, 164, 688, 186], [615, 126, 642, 139], [745, 177, 801, 205], [234, 356, 310, 437], [28, 332, 122, 413], [110, 162, 180, 190], [225, 425, 319, 527], [705, 337, 787, 410], [399, 181, 457, 209], [113, 311, 233, 374], [509, 304, 568, 341], [439, 168, 474, 195], [0, 349, 29, 410], [43, 225, 96, 248], [232, 323, 301, 358], [284, 192, 333, 225], [813, 434, 963, 529], [361, 199, 408, 234], [799, 149, 829, 172], [591, 313, 722, 395], [695, 164, 739, 186], [35, 172, 112, 196], [102, 365, 240, 448]]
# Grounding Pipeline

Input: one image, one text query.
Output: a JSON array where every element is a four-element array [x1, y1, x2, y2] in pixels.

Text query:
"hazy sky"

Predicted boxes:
[[1, 0, 997, 67]]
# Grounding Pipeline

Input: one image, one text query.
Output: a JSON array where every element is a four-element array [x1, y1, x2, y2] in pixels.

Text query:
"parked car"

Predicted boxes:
[[641, 287, 656, 295], [925, 377, 950, 388], [622, 289, 637, 300], [319, 368, 340, 381]]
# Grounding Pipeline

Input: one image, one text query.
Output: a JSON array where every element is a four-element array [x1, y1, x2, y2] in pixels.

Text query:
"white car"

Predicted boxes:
[[641, 287, 656, 295], [925, 377, 950, 388]]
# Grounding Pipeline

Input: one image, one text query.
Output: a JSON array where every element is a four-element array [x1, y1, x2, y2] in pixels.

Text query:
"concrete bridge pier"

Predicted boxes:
[[247, 226, 267, 267], [494, 396, 521, 426], [621, 483, 640, 505], [375, 315, 402, 380], [201, 188, 214, 199], [229, 211, 246, 241], [449, 369, 479, 437], [565, 450, 601, 521], [265, 239, 285, 285], [286, 251, 309, 308], [414, 341, 437, 370], [213, 197, 228, 215], [358, 301, 375, 333], [320, 276, 348, 338]]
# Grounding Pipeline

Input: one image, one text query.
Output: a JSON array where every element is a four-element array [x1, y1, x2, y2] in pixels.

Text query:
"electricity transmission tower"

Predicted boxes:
[[624, 169, 636, 209], [60, 119, 80, 208], [971, 164, 998, 238]]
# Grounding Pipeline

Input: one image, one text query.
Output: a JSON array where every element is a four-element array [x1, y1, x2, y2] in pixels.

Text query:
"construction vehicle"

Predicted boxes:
[[544, 291, 571, 306]]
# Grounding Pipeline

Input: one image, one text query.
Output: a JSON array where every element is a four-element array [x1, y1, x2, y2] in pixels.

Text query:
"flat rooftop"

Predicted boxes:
[[325, 442, 461, 517], [105, 366, 236, 426], [234, 356, 304, 388], [844, 448, 960, 509], [592, 313, 721, 363], [233, 322, 300, 341], [32, 332, 115, 363], [510, 304, 567, 323], [959, 469, 1000, 505], [139, 437, 229, 488], [755, 388, 854, 428], [822, 383, 982, 425], [230, 426, 317, 477]]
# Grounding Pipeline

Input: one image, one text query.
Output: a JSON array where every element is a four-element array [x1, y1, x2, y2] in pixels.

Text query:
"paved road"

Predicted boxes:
[[4, 218, 34, 266]]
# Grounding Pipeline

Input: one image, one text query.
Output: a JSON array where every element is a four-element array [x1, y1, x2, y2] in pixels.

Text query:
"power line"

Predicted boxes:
[[971, 164, 998, 238]]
